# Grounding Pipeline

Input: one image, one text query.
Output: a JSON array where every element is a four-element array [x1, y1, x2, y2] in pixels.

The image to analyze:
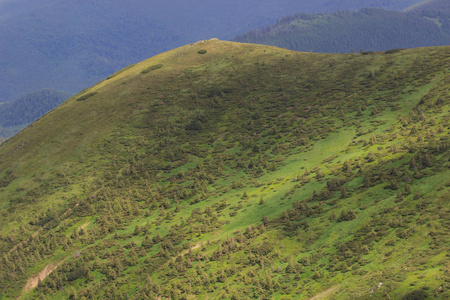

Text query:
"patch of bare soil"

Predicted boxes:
[[20, 259, 65, 297], [309, 285, 341, 300]]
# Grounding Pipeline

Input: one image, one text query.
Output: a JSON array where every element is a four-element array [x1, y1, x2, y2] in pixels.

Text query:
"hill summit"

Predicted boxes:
[[0, 40, 449, 299]]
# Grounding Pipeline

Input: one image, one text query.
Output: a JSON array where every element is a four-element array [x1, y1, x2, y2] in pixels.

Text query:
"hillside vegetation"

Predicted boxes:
[[0, 40, 448, 299], [235, 7, 450, 53], [0, 0, 425, 102]]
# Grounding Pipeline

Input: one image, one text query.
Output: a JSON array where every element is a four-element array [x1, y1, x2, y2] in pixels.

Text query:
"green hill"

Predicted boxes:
[[0, 40, 448, 299], [234, 7, 450, 53]]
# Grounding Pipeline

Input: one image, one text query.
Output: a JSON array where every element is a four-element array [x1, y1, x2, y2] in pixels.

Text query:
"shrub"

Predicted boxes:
[[385, 48, 403, 54], [141, 64, 163, 74], [254, 241, 273, 256], [198, 50, 208, 54], [401, 289, 428, 300], [76, 92, 97, 101], [338, 209, 356, 222]]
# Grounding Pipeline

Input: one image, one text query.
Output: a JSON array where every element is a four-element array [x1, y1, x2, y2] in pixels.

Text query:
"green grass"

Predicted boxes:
[[0, 40, 448, 299]]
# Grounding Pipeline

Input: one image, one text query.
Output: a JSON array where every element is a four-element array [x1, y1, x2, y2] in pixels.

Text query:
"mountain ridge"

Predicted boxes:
[[235, 7, 450, 54], [0, 0, 426, 102], [406, 0, 450, 12]]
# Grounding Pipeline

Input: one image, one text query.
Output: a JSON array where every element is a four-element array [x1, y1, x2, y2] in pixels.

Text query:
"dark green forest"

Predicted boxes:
[[406, 0, 450, 12], [235, 6, 450, 53], [0, 89, 70, 138]]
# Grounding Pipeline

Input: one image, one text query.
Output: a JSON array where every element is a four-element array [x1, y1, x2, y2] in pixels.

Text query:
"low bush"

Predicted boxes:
[[401, 289, 428, 300], [385, 48, 404, 54], [76, 92, 97, 101], [141, 64, 163, 74]]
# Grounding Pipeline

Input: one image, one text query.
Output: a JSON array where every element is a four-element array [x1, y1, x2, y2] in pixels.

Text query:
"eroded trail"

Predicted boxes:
[[181, 242, 204, 256], [21, 260, 64, 295], [309, 285, 341, 300]]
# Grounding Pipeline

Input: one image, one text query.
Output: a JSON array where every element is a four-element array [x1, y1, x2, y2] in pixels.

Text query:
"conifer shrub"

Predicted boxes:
[[401, 289, 428, 300], [141, 64, 163, 74], [76, 92, 97, 102], [385, 48, 403, 54], [198, 50, 207, 54], [0, 170, 14, 188], [338, 209, 356, 222]]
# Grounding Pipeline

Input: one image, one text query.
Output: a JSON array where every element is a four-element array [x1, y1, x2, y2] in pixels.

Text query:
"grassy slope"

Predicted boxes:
[[0, 40, 448, 299]]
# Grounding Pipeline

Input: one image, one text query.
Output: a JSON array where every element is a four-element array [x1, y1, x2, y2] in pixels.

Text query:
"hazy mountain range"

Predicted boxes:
[[0, 0, 425, 103], [235, 0, 450, 53], [0, 89, 69, 138]]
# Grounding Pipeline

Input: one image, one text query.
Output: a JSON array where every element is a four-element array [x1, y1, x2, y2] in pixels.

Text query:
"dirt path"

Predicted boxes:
[[11, 204, 83, 298], [19, 259, 65, 297], [80, 221, 90, 230], [170, 242, 205, 262], [309, 285, 340, 300], [61, 203, 79, 218], [181, 242, 204, 256], [179, 242, 203, 257], [189, 242, 203, 251]]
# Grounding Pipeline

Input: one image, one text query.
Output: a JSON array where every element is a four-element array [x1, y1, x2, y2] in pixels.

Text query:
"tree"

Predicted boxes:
[[338, 209, 356, 222], [259, 196, 265, 205]]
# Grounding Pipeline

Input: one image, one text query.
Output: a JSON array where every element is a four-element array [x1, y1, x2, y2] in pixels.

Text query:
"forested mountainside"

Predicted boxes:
[[0, 0, 425, 103], [0, 40, 448, 299], [406, 0, 450, 12], [235, 6, 450, 54], [0, 89, 70, 139]]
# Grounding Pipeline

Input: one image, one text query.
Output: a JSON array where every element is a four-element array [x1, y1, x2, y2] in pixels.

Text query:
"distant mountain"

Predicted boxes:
[[235, 6, 450, 53], [407, 0, 450, 33], [0, 40, 448, 299], [0, 89, 70, 138], [0, 0, 425, 102], [406, 0, 450, 12]]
